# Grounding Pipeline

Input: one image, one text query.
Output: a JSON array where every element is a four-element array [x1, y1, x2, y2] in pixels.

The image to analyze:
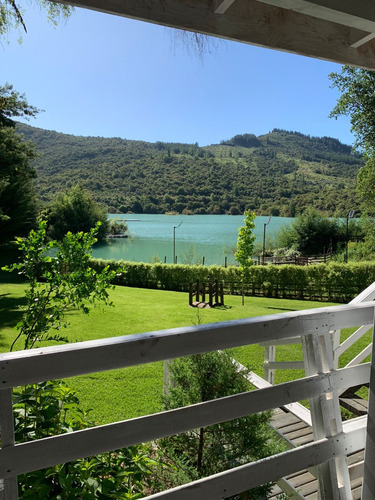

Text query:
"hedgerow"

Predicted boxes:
[[91, 259, 375, 303]]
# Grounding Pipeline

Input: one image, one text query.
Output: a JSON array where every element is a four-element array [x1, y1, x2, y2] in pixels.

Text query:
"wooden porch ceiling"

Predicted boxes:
[[57, 0, 375, 69]]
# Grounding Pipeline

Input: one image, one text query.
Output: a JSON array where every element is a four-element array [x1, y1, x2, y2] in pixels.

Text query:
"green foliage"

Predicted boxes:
[[45, 184, 109, 241], [3, 220, 117, 350], [107, 218, 128, 236], [18, 124, 363, 217], [329, 66, 375, 155], [0, 84, 39, 242], [14, 380, 159, 499], [0, 1, 73, 42], [5, 222, 159, 498], [235, 210, 256, 274], [91, 258, 375, 303], [0, 83, 40, 127], [156, 350, 283, 498], [275, 208, 345, 256], [330, 67, 375, 215]]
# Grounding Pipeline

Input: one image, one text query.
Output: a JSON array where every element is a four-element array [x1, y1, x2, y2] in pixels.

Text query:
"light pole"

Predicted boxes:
[[262, 216, 272, 265], [173, 221, 183, 264], [345, 210, 355, 263]]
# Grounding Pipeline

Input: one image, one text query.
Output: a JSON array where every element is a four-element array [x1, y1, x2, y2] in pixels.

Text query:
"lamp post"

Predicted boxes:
[[262, 216, 272, 265], [173, 221, 183, 264], [345, 210, 355, 263]]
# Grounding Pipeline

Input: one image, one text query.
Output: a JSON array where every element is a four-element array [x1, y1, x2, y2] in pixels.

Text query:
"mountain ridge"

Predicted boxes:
[[17, 123, 362, 217]]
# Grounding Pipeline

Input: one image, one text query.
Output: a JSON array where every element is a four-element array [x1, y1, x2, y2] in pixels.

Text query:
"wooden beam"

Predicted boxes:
[[53, 0, 375, 70], [351, 33, 375, 49], [256, 0, 375, 34], [213, 0, 236, 15]]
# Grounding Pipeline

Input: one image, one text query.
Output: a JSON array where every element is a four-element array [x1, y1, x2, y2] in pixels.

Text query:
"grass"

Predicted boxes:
[[2, 277, 356, 425]]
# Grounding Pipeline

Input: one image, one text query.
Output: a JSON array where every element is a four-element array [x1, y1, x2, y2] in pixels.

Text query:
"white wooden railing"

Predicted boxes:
[[1, 302, 375, 499], [263, 282, 375, 385]]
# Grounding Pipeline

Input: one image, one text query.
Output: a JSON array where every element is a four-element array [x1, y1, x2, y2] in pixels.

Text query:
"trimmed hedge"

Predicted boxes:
[[90, 259, 375, 303]]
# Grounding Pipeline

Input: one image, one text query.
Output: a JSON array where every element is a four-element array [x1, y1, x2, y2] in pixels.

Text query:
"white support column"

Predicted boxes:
[[302, 332, 351, 499], [264, 345, 276, 384], [362, 314, 375, 499], [0, 389, 18, 500]]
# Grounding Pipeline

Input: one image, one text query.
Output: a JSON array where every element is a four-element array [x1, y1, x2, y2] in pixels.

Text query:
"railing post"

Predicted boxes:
[[264, 345, 276, 384], [0, 389, 18, 500], [362, 314, 375, 499], [302, 332, 351, 500]]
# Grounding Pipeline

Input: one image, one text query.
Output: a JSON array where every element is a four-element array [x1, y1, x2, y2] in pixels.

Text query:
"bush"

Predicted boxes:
[[91, 258, 375, 303]]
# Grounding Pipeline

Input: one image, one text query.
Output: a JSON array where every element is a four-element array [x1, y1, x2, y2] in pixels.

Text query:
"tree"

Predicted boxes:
[[46, 184, 109, 241], [235, 210, 256, 274], [0, 84, 39, 242], [275, 208, 342, 256], [4, 223, 161, 499], [5, 220, 117, 350], [0, 0, 72, 42], [329, 67, 375, 214], [156, 350, 282, 498]]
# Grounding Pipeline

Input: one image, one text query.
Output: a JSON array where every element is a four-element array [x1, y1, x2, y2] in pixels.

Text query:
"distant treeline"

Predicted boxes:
[[18, 124, 362, 217]]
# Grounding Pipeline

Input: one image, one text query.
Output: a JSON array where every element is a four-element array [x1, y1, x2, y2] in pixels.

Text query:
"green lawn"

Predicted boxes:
[[0, 280, 369, 424]]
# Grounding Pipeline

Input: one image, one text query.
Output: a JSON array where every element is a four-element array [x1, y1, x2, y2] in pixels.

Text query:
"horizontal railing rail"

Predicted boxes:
[[333, 281, 375, 370], [1, 301, 375, 499]]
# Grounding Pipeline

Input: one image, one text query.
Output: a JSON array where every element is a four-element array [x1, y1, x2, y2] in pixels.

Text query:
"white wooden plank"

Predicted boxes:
[[266, 361, 305, 370], [346, 343, 372, 368], [260, 336, 301, 346], [257, 0, 375, 34], [362, 314, 375, 499], [213, 0, 236, 14], [335, 324, 372, 358], [145, 425, 366, 499], [351, 32, 375, 49], [0, 390, 18, 500], [1, 303, 374, 389], [350, 281, 375, 304], [0, 366, 369, 478], [349, 460, 364, 481], [234, 358, 312, 425]]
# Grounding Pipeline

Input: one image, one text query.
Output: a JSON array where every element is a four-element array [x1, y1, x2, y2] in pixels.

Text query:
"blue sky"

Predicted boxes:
[[2, 4, 355, 147]]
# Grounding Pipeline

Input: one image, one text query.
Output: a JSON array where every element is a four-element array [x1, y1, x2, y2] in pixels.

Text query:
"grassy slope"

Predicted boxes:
[[3, 279, 361, 425]]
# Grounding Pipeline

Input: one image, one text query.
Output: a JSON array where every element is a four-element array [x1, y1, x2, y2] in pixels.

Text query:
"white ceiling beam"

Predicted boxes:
[[350, 29, 375, 49], [53, 0, 375, 70], [214, 0, 237, 15], [256, 0, 375, 34]]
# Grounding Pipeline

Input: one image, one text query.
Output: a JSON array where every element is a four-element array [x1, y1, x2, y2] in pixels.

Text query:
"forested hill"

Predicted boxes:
[[17, 124, 363, 217]]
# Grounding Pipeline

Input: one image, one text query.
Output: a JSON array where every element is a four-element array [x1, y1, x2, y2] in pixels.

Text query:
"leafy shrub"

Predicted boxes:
[[91, 258, 375, 302]]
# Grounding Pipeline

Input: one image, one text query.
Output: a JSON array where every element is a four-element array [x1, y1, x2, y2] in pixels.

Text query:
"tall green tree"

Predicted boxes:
[[329, 66, 375, 214], [235, 210, 256, 275], [45, 184, 109, 241], [275, 208, 342, 256], [0, 83, 39, 242]]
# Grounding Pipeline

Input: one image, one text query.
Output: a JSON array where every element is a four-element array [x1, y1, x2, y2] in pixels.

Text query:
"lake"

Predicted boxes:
[[92, 214, 294, 266]]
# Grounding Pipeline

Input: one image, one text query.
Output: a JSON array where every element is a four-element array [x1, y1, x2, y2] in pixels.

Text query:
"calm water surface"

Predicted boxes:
[[92, 214, 293, 266]]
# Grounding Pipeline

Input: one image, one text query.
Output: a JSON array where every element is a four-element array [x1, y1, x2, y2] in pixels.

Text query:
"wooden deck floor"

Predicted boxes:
[[267, 409, 364, 499]]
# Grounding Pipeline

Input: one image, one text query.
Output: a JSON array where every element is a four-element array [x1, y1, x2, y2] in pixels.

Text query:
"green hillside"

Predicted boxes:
[[17, 124, 362, 216]]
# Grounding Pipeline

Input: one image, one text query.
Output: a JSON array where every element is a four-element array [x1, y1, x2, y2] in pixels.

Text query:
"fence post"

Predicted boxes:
[[164, 256, 167, 263], [189, 282, 193, 306], [202, 282, 206, 303], [0, 389, 19, 500], [362, 312, 375, 499], [224, 256, 227, 268], [208, 281, 213, 307], [202, 256, 205, 266]]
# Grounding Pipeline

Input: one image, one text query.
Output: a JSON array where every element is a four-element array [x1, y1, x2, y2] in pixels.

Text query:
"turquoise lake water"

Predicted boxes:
[[92, 214, 294, 266]]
